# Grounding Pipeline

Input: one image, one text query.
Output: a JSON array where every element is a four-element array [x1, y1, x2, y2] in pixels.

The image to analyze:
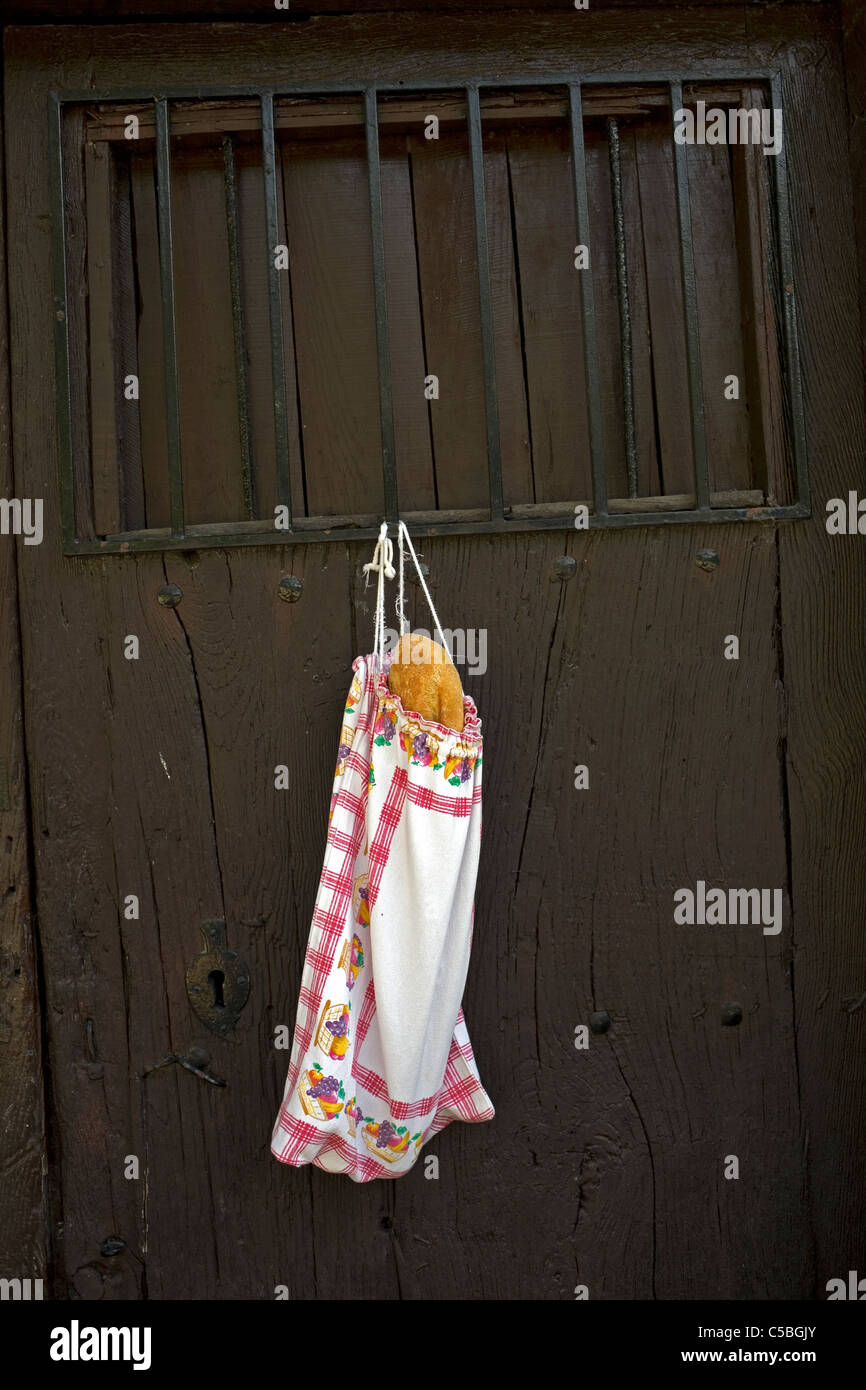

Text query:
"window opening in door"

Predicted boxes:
[[49, 75, 809, 555]]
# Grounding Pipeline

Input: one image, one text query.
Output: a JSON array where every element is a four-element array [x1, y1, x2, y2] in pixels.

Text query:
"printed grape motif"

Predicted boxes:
[[362, 1115, 422, 1156], [376, 1120, 396, 1149], [307, 1074, 341, 1100]]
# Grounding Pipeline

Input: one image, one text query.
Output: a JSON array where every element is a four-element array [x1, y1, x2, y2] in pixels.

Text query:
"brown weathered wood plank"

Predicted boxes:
[[1, 0, 833, 21], [842, 0, 866, 379], [635, 113, 694, 495], [84, 88, 761, 144], [544, 523, 803, 1296], [234, 138, 307, 522], [764, 16, 866, 1291], [508, 124, 590, 504], [61, 105, 95, 541], [129, 149, 171, 530], [688, 137, 752, 492], [483, 129, 534, 508], [611, 122, 660, 496], [111, 149, 147, 532], [409, 129, 489, 510], [0, 96, 47, 1292], [171, 140, 246, 524], [85, 136, 121, 535], [379, 132, 436, 513], [281, 131, 383, 518], [730, 112, 788, 502]]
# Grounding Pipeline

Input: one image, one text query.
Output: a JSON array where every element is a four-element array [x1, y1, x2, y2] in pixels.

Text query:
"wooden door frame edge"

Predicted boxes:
[[0, 64, 51, 1291]]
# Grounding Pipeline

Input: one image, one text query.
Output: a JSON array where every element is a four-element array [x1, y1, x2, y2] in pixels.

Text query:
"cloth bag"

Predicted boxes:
[[270, 522, 494, 1181]]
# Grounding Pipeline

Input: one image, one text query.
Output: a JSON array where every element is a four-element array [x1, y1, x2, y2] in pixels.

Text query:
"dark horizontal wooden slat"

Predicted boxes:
[[65, 490, 803, 554], [7, 0, 810, 18], [84, 86, 757, 142]]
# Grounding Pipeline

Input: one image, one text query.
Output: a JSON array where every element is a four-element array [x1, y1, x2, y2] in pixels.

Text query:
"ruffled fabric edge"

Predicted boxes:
[[353, 651, 482, 749]]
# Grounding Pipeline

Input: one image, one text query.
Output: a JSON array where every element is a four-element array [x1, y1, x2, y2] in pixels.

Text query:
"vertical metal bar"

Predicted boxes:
[[670, 82, 709, 511], [569, 84, 608, 517], [261, 93, 292, 525], [769, 73, 809, 512], [467, 85, 504, 520], [364, 89, 398, 525], [48, 94, 77, 549], [606, 116, 638, 499], [155, 98, 185, 538], [222, 134, 255, 520]]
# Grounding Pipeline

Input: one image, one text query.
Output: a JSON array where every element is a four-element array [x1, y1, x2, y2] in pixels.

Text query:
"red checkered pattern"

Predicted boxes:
[[407, 782, 482, 816], [271, 654, 494, 1182]]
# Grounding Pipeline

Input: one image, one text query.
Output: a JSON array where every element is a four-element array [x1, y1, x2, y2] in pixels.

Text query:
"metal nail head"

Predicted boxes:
[[552, 556, 577, 582], [696, 549, 720, 572], [278, 575, 303, 602]]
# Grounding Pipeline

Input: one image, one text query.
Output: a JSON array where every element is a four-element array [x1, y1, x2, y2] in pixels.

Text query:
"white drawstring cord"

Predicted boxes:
[[396, 525, 408, 638], [397, 521, 453, 663], [364, 519, 453, 667], [362, 521, 395, 671]]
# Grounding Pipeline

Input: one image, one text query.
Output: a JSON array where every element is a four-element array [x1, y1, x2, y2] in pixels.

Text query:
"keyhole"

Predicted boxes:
[[208, 969, 226, 1009]]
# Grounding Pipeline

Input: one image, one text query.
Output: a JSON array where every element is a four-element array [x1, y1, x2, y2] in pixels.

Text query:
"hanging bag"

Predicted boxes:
[[270, 522, 494, 1181]]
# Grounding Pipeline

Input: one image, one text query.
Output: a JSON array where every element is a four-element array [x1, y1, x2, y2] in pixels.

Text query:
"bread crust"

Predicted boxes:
[[388, 632, 465, 734]]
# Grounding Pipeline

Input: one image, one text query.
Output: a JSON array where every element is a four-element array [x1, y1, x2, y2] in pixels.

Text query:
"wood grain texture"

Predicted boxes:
[[85, 137, 121, 535], [688, 138, 751, 492], [635, 115, 694, 495], [758, 13, 866, 1291], [841, 0, 866, 381], [235, 142, 284, 522], [129, 150, 171, 530], [281, 132, 384, 518], [730, 123, 788, 502], [171, 140, 246, 524], [61, 107, 95, 542], [4, 10, 745, 93], [0, 0, 835, 19], [615, 124, 661, 496], [535, 523, 802, 1298], [0, 98, 47, 1288], [409, 130, 489, 510], [483, 128, 534, 507], [111, 150, 147, 531], [508, 124, 590, 503], [5, 0, 864, 1301], [37, 15, 793, 528], [379, 135, 437, 512]]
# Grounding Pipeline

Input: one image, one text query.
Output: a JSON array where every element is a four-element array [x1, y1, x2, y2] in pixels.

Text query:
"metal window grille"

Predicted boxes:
[[49, 73, 810, 556]]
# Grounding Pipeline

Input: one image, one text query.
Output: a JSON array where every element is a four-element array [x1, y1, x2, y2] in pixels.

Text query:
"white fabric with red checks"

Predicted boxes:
[[270, 529, 493, 1181]]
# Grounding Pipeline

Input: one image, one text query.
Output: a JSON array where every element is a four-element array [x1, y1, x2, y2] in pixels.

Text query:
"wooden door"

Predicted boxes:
[[3, 3, 865, 1300]]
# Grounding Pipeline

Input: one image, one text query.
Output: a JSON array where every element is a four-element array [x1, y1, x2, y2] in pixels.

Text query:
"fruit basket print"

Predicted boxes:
[[352, 873, 370, 929], [316, 1000, 350, 1060], [338, 936, 364, 990], [344, 1099, 364, 1138], [297, 1064, 345, 1122], [362, 1118, 422, 1164]]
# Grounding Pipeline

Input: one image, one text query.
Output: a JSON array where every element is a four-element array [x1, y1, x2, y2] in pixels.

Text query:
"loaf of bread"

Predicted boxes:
[[388, 632, 465, 734]]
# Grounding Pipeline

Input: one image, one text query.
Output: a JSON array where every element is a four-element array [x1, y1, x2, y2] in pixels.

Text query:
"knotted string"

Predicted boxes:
[[362, 521, 395, 671], [364, 520, 454, 668]]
